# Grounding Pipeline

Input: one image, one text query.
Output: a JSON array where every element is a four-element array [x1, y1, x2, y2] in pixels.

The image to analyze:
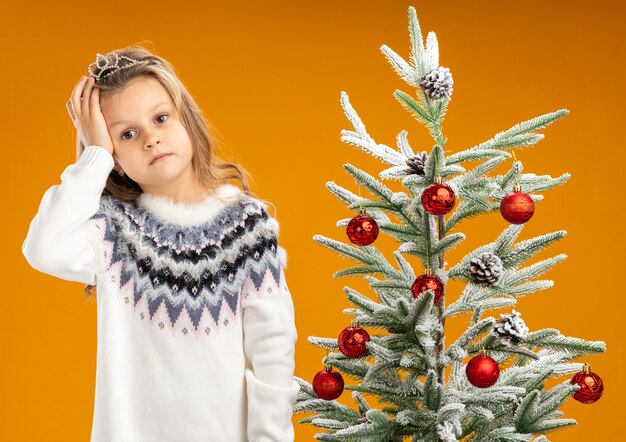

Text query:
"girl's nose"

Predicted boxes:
[[145, 136, 162, 149]]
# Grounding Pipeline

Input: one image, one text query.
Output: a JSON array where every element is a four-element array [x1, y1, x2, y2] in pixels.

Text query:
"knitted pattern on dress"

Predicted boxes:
[[87, 193, 288, 339]]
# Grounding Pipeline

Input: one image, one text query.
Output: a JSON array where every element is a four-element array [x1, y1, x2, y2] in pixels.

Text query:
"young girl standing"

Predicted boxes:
[[22, 46, 299, 442]]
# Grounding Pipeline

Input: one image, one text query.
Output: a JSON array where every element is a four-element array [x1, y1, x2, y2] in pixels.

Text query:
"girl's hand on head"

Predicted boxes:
[[66, 76, 115, 155]]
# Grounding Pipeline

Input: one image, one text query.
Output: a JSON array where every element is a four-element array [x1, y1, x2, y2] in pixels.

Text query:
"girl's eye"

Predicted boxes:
[[120, 113, 170, 141], [120, 130, 136, 141]]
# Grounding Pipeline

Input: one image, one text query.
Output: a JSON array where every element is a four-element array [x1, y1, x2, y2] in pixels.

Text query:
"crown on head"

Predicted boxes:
[[88, 51, 139, 81]]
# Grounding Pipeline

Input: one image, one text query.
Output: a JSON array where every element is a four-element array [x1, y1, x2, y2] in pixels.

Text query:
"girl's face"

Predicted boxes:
[[100, 76, 195, 195]]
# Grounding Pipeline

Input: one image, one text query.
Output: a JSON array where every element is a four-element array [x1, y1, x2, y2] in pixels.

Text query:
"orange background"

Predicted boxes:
[[3, 0, 624, 440]]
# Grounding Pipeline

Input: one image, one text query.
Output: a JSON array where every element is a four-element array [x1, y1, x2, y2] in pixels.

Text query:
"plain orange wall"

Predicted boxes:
[[3, 0, 624, 440]]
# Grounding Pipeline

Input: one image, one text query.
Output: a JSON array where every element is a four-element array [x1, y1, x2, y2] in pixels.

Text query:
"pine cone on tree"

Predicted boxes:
[[493, 310, 529, 347], [419, 67, 454, 100], [469, 252, 503, 286], [405, 151, 428, 176]]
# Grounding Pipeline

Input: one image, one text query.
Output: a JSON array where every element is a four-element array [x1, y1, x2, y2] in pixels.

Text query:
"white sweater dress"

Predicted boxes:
[[22, 145, 300, 442]]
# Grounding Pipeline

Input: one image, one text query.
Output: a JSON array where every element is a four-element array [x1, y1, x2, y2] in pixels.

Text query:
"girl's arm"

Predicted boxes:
[[22, 145, 114, 285], [242, 214, 300, 442]]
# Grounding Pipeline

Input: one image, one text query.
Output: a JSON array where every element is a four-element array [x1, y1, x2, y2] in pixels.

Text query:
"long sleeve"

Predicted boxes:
[[242, 215, 300, 442], [22, 145, 115, 285]]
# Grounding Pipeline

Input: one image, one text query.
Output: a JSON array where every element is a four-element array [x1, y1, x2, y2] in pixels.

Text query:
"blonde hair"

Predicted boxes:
[[79, 42, 274, 300]]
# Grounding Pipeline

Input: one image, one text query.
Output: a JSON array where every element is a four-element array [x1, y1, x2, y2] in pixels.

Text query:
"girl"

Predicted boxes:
[[22, 46, 299, 442]]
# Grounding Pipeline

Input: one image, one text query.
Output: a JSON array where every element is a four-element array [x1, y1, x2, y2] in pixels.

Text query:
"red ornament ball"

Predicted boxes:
[[346, 213, 379, 246], [338, 325, 371, 358], [570, 366, 604, 404], [466, 353, 500, 388], [411, 274, 444, 303], [421, 182, 456, 215], [500, 189, 535, 224], [312, 366, 344, 400]]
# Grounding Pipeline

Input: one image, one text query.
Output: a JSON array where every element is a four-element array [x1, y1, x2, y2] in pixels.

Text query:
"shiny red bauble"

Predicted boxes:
[[466, 351, 500, 388], [312, 365, 344, 400], [346, 211, 379, 246], [338, 322, 371, 358], [500, 186, 535, 224], [421, 182, 456, 215], [411, 273, 444, 303], [570, 364, 604, 404]]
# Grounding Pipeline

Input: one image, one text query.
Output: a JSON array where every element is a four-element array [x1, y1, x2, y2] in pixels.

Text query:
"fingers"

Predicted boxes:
[[90, 85, 100, 115], [82, 76, 96, 118], [66, 99, 75, 121], [90, 86, 106, 139], [69, 76, 89, 120], [66, 75, 115, 153]]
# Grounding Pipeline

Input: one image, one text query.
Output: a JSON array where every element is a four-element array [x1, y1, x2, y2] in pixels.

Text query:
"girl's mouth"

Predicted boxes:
[[150, 153, 171, 165]]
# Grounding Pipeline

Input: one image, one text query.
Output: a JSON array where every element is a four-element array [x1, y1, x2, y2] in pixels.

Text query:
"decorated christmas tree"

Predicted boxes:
[[293, 6, 606, 442]]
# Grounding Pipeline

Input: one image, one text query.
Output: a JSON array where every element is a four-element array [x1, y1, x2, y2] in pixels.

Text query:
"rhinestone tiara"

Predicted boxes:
[[87, 51, 139, 81]]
